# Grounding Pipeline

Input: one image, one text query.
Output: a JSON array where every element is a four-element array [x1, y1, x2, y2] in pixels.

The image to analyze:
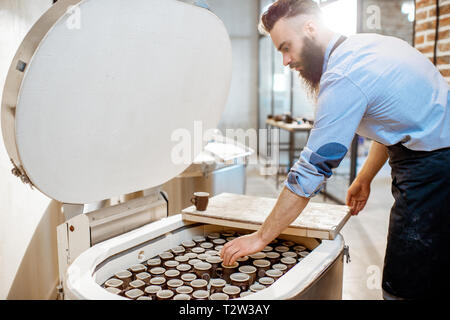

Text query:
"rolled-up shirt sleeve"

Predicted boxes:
[[284, 73, 368, 198]]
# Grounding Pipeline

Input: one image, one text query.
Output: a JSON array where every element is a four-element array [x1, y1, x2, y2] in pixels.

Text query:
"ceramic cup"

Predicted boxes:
[[191, 247, 206, 255], [136, 296, 152, 300], [124, 288, 144, 300], [230, 272, 251, 292], [282, 251, 298, 259], [236, 255, 250, 266], [181, 240, 196, 252], [173, 293, 191, 300], [164, 260, 180, 270], [249, 283, 266, 293], [149, 276, 166, 289], [282, 241, 295, 247], [130, 264, 147, 278], [135, 272, 151, 285], [176, 285, 194, 296], [149, 267, 166, 277], [144, 285, 162, 299], [175, 255, 190, 264], [221, 261, 239, 283], [238, 265, 257, 285], [206, 255, 223, 278], [167, 279, 184, 293], [192, 290, 210, 300], [192, 235, 206, 244], [176, 263, 192, 275], [129, 279, 146, 291], [181, 273, 197, 286], [249, 252, 266, 262], [104, 278, 124, 291], [146, 258, 162, 269], [265, 252, 281, 265], [115, 270, 133, 289], [280, 257, 297, 270], [253, 259, 271, 278], [212, 238, 226, 246], [209, 292, 229, 300], [207, 232, 221, 241], [272, 263, 288, 274], [190, 279, 208, 291], [265, 269, 283, 281], [222, 285, 241, 299], [209, 278, 227, 294], [164, 269, 181, 281], [274, 246, 289, 254], [240, 291, 254, 298], [191, 192, 209, 211], [105, 287, 122, 295], [185, 252, 198, 260], [156, 289, 174, 300], [200, 242, 214, 250], [171, 246, 186, 256], [293, 245, 306, 253], [258, 277, 275, 287], [159, 252, 174, 262], [262, 246, 274, 252]]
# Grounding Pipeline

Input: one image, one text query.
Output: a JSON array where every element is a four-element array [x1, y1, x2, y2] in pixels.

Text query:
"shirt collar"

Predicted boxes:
[[322, 33, 342, 74]]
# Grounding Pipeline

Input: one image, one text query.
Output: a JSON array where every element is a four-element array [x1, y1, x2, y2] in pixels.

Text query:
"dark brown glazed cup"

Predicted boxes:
[[135, 272, 151, 285], [280, 257, 297, 270], [144, 285, 162, 299], [129, 279, 146, 291], [221, 261, 239, 283], [206, 255, 223, 278], [190, 279, 208, 291], [167, 279, 184, 293], [209, 278, 227, 294], [253, 259, 271, 278], [222, 285, 241, 299], [265, 252, 281, 265], [192, 290, 210, 300], [181, 273, 197, 286], [238, 265, 257, 285], [191, 192, 209, 211], [114, 270, 133, 290], [156, 289, 174, 300], [146, 258, 162, 269], [230, 272, 251, 292], [124, 288, 144, 300], [193, 262, 212, 282]]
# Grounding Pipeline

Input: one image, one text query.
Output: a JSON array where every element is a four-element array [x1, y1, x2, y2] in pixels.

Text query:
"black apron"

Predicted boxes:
[[382, 143, 450, 299]]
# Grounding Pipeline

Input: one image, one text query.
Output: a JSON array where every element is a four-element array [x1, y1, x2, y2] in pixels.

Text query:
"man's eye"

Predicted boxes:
[[283, 47, 289, 52]]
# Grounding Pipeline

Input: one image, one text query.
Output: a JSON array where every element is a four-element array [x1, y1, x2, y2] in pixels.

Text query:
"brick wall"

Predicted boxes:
[[415, 0, 450, 83]]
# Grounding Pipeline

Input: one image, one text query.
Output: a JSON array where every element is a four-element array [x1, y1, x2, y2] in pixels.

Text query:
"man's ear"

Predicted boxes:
[[303, 20, 317, 39]]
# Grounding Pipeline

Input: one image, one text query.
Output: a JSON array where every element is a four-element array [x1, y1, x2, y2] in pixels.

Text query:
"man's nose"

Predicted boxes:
[[283, 54, 292, 67]]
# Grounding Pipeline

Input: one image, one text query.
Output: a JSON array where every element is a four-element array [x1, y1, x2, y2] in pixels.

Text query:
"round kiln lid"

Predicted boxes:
[[1, 0, 232, 204]]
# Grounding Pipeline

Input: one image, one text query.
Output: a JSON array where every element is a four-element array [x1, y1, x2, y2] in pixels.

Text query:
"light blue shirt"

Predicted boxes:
[[285, 33, 450, 198]]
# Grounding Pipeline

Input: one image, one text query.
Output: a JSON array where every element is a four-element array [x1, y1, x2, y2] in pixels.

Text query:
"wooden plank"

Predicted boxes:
[[182, 193, 351, 240]]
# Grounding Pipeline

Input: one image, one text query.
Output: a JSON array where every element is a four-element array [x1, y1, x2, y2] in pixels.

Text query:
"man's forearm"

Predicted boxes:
[[356, 141, 388, 184], [256, 186, 310, 244]]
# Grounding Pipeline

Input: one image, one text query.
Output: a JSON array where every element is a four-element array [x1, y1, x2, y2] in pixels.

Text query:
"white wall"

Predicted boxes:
[[0, 0, 62, 300], [181, 0, 260, 131]]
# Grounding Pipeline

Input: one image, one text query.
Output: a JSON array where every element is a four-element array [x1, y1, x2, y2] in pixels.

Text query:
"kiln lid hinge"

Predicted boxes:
[[10, 159, 34, 189]]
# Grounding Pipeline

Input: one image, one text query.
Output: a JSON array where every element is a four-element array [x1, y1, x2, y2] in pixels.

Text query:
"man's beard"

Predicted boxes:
[[291, 36, 325, 100]]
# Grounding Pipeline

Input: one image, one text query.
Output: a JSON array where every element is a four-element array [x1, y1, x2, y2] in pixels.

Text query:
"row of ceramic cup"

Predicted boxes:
[[103, 232, 310, 299]]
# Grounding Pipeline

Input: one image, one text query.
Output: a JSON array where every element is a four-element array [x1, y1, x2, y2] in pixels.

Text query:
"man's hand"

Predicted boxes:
[[220, 231, 267, 266], [346, 178, 370, 215]]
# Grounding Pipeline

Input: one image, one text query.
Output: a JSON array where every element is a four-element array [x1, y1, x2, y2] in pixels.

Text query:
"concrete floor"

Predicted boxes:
[[245, 165, 393, 300]]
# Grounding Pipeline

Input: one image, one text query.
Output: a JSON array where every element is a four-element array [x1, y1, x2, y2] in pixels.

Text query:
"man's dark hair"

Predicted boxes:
[[259, 0, 322, 34]]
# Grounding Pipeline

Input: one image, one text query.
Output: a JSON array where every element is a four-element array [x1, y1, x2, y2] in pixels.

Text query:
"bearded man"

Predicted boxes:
[[220, 0, 450, 300]]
